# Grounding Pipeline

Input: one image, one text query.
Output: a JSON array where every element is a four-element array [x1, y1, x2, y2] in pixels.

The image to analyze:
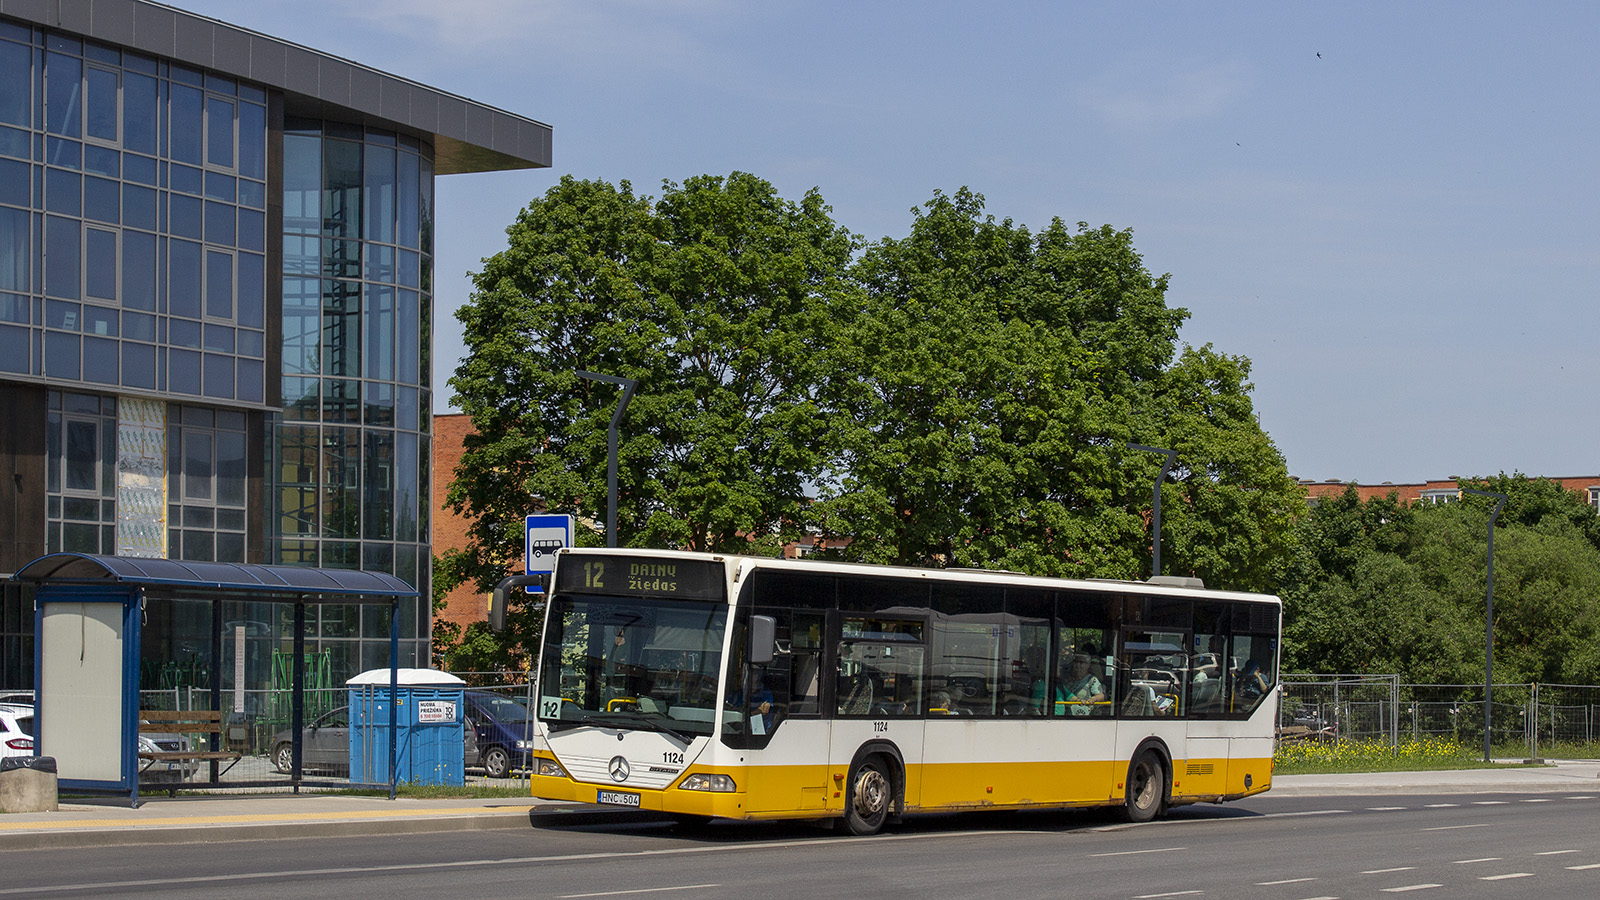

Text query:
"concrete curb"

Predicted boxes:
[[0, 810, 536, 851]]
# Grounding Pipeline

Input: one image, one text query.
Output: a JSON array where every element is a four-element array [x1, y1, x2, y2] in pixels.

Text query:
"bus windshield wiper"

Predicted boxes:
[[579, 711, 694, 745]]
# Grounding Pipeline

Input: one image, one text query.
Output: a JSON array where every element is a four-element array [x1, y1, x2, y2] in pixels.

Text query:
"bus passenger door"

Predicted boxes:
[[827, 612, 927, 814]]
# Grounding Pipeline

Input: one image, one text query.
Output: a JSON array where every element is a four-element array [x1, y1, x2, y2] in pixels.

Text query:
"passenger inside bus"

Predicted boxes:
[[1056, 653, 1106, 716]]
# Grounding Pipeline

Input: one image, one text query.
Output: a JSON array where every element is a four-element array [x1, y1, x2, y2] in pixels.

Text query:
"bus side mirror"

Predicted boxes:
[[490, 574, 547, 632], [749, 615, 777, 666]]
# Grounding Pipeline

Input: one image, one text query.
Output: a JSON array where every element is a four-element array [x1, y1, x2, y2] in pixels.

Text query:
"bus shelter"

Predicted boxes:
[[13, 552, 418, 805]]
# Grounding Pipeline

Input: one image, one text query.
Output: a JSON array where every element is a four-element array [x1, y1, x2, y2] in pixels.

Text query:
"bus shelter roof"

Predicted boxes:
[[13, 553, 417, 602]]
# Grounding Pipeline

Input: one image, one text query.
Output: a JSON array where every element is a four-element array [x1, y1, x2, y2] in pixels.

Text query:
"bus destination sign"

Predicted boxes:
[[556, 555, 725, 601]]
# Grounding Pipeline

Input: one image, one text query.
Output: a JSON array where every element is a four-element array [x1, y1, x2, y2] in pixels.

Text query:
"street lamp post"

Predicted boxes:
[[1128, 443, 1177, 579], [575, 370, 637, 548], [1461, 487, 1506, 763]]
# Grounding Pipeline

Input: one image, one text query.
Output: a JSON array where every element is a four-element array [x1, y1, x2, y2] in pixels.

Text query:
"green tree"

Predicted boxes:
[[442, 173, 857, 656], [816, 189, 1299, 589]]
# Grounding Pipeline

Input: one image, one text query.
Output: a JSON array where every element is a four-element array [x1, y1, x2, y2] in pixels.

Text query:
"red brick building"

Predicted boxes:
[[432, 413, 484, 632], [1298, 476, 1600, 509]]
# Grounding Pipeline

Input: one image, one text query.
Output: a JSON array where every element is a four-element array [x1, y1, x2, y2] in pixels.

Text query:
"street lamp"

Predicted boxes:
[[1129, 443, 1177, 579], [1460, 487, 1506, 763], [575, 370, 637, 548]]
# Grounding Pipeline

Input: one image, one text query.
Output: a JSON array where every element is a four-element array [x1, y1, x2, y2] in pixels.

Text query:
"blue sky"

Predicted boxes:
[[167, 1, 1600, 485]]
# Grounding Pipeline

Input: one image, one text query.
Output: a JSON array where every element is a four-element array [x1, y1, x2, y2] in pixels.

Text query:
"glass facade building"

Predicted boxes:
[[0, 0, 549, 692]]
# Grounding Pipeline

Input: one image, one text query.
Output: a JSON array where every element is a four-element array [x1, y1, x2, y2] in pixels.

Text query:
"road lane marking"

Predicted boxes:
[[1422, 823, 1491, 831], [1257, 878, 1316, 885], [1259, 810, 1349, 819], [1367, 806, 1406, 811], [1452, 858, 1502, 864], [1479, 873, 1533, 881], [1134, 892, 1203, 899], [1471, 801, 1508, 805], [561, 886, 720, 899], [1537, 850, 1580, 855], [1090, 847, 1187, 858], [1293, 896, 1339, 900], [1567, 864, 1600, 871], [1379, 885, 1440, 893], [1522, 798, 1554, 803], [1362, 867, 1416, 875], [1566, 796, 1595, 800], [1423, 803, 1458, 808]]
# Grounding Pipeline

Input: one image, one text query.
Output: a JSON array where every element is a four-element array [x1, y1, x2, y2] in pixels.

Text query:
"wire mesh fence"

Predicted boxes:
[[1279, 676, 1600, 759]]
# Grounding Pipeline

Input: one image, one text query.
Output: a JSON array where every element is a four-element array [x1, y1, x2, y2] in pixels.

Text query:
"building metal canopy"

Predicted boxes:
[[14, 553, 417, 600]]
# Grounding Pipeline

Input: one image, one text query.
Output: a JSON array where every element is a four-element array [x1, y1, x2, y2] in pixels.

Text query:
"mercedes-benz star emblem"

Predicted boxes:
[[609, 756, 630, 782]]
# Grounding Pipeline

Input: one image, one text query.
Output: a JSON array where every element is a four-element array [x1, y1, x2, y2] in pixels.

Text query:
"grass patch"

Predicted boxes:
[[1274, 736, 1545, 775]]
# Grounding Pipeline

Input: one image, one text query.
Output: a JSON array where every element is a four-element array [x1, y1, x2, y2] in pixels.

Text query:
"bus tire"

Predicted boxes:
[[1120, 749, 1167, 823], [842, 755, 892, 835]]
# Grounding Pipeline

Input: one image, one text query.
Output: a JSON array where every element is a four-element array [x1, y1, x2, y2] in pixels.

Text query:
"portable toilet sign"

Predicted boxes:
[[525, 514, 574, 576]]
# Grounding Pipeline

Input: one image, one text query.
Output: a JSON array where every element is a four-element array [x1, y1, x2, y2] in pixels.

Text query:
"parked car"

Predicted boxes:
[[271, 705, 480, 775], [464, 690, 535, 778], [0, 703, 34, 759]]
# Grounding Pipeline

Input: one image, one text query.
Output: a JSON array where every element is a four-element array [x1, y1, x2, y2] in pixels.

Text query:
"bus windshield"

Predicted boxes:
[[538, 595, 730, 739]]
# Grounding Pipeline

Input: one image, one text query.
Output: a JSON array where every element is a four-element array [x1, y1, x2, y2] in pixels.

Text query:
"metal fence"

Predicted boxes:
[[1281, 675, 1600, 759]]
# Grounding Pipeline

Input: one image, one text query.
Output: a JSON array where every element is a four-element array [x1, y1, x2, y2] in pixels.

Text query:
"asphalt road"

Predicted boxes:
[[11, 792, 1600, 899]]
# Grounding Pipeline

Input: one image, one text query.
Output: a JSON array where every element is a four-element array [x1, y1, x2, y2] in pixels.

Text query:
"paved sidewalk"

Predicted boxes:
[[4, 760, 1599, 850]]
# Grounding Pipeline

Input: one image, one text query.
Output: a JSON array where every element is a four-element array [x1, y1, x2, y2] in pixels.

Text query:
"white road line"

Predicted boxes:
[[1134, 892, 1203, 899], [1452, 858, 1502, 864], [1566, 863, 1600, 871], [1294, 896, 1339, 900], [1471, 801, 1509, 805], [1090, 847, 1187, 858], [1566, 795, 1595, 800], [1257, 878, 1316, 885], [1367, 806, 1406, 811], [1362, 867, 1416, 875], [1422, 823, 1491, 831], [1380, 885, 1441, 893], [1260, 809, 1349, 819], [1423, 803, 1458, 808], [1522, 798, 1554, 803], [561, 886, 721, 899], [1537, 850, 1581, 856], [1479, 873, 1533, 881]]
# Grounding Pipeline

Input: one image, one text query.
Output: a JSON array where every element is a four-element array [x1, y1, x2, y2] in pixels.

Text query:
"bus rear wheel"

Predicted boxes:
[[1119, 749, 1167, 823], [842, 756, 892, 835]]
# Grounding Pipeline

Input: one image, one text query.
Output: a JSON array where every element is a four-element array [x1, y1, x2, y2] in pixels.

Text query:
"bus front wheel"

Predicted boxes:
[[842, 756, 892, 835], [1120, 749, 1167, 823]]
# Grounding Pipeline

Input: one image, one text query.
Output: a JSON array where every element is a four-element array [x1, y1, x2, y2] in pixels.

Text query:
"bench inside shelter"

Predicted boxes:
[[138, 709, 243, 793]]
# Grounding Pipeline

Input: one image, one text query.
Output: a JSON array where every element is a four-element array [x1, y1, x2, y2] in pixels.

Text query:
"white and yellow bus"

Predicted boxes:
[[525, 548, 1280, 834]]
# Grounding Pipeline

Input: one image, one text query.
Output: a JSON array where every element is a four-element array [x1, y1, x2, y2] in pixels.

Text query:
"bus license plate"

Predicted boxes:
[[597, 790, 640, 807]]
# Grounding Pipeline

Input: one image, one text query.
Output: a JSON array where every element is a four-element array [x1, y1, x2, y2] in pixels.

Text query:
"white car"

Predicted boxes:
[[0, 703, 34, 759]]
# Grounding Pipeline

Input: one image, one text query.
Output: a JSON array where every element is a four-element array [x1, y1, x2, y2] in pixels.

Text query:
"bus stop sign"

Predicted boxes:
[[525, 515, 574, 577]]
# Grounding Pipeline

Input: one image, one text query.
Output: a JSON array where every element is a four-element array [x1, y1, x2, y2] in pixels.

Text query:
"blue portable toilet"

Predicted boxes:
[[347, 669, 467, 786]]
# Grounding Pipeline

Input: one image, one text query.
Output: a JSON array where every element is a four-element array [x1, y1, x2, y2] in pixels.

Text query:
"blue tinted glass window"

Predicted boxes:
[[322, 279, 359, 377], [45, 53, 81, 137], [282, 376, 317, 417], [365, 244, 394, 283], [169, 193, 202, 239], [397, 151, 418, 248], [0, 292, 26, 324], [44, 215, 79, 299], [45, 167, 79, 215], [205, 250, 232, 319], [397, 289, 419, 385], [203, 323, 233, 353], [122, 311, 155, 341], [206, 97, 234, 168], [363, 430, 394, 539], [0, 207, 26, 293], [364, 382, 394, 426], [83, 145, 117, 177], [0, 125, 27, 160], [238, 102, 265, 179], [0, 157, 24, 204], [0, 324, 28, 373], [122, 183, 156, 230], [47, 137, 80, 170], [170, 163, 202, 195], [169, 348, 200, 394], [397, 249, 419, 288], [45, 332, 79, 379], [122, 341, 155, 388], [82, 335, 117, 384], [323, 139, 362, 239], [82, 304, 116, 337], [364, 284, 394, 380], [169, 84, 203, 164], [121, 230, 156, 310], [364, 144, 395, 244], [46, 299, 78, 330], [396, 432, 418, 541], [397, 385, 419, 431], [204, 172, 234, 204], [237, 208, 264, 251], [237, 359, 263, 403], [85, 228, 115, 300], [169, 317, 200, 348], [202, 354, 234, 399], [0, 41, 29, 127], [420, 156, 433, 251], [282, 277, 320, 375], [123, 153, 157, 185], [238, 329, 264, 358], [283, 134, 320, 234], [85, 67, 117, 142], [168, 239, 202, 317], [238, 178, 265, 209], [83, 175, 117, 223], [237, 252, 264, 327], [204, 201, 234, 245], [123, 72, 158, 155]]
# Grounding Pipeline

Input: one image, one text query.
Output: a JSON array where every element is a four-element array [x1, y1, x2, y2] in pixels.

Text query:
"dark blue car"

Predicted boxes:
[[465, 690, 535, 778]]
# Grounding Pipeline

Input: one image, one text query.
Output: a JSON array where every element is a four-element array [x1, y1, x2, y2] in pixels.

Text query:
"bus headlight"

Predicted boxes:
[[536, 759, 568, 778], [679, 773, 736, 792]]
